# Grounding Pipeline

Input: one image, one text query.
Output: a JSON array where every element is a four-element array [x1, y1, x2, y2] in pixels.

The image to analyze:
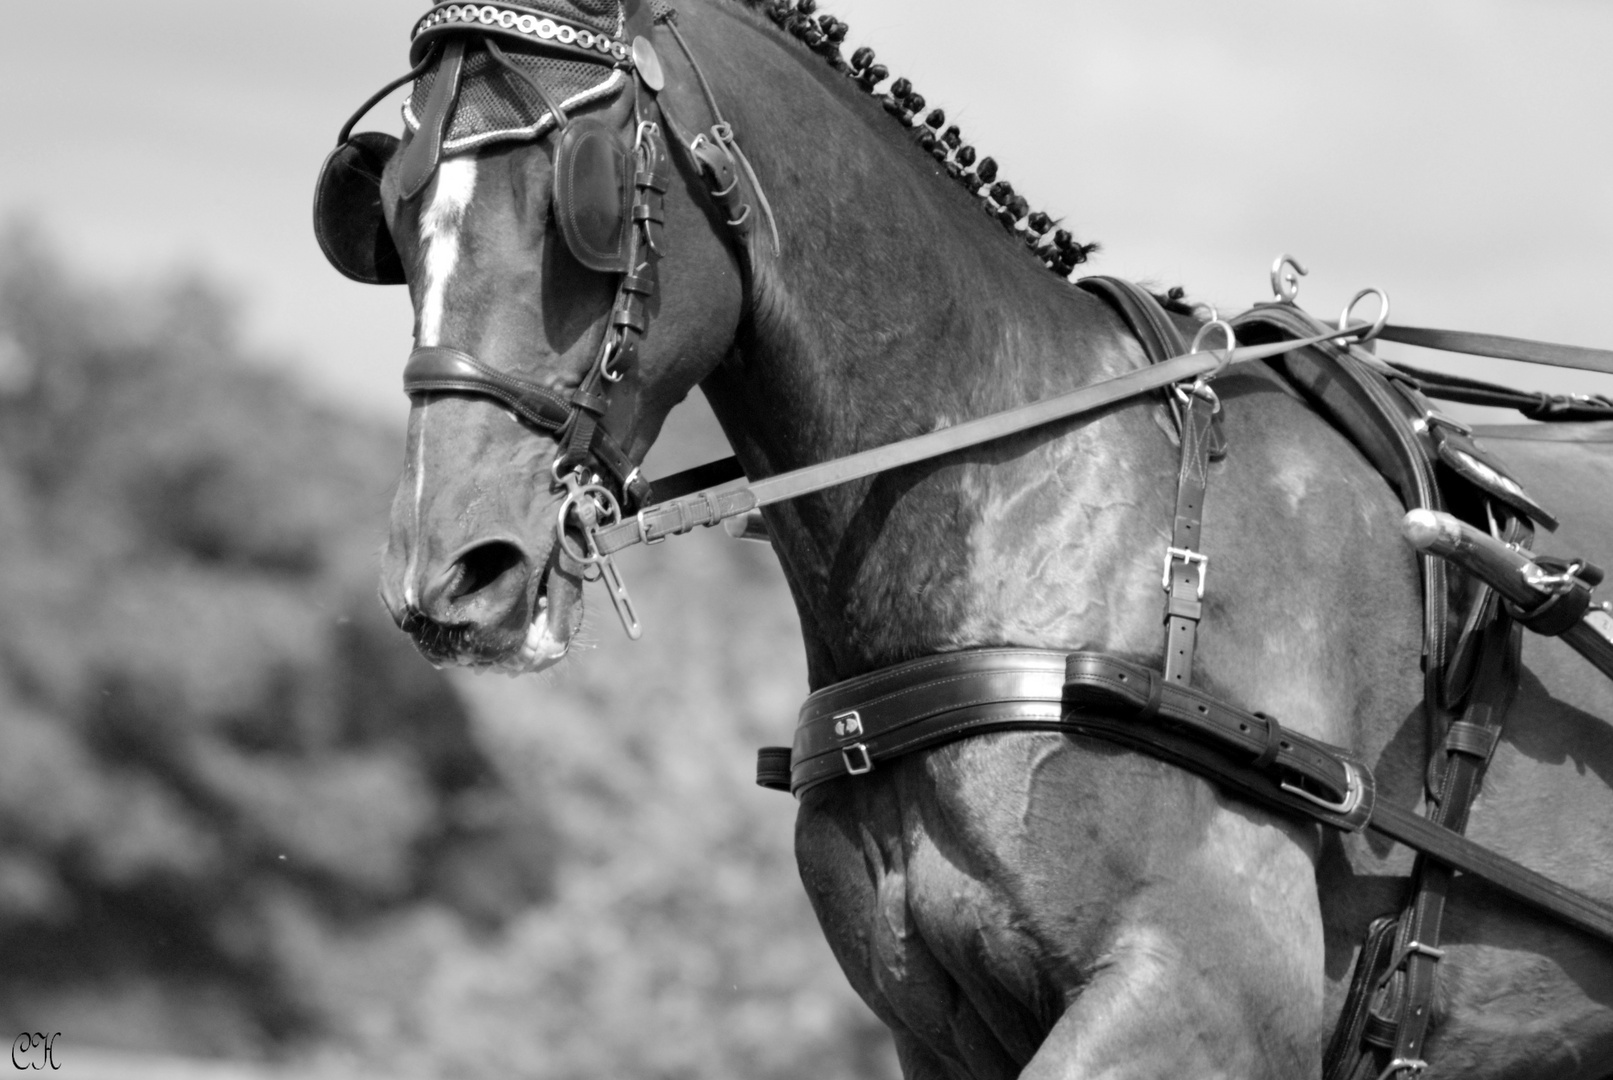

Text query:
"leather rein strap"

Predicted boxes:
[[591, 301, 1368, 556], [763, 646, 1613, 948]]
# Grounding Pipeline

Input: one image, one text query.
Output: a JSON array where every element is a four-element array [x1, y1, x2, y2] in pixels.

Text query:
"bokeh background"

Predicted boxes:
[[0, 1, 1609, 1077]]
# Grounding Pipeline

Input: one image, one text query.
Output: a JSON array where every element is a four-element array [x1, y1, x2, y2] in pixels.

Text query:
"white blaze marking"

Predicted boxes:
[[403, 401, 429, 611], [416, 157, 478, 347]]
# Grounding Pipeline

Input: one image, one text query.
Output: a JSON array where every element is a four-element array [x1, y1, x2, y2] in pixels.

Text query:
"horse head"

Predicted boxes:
[[318, 1, 756, 671], [318, 0, 1113, 682]]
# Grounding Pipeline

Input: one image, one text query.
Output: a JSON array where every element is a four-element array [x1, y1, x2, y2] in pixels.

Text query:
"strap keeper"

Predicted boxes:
[[1443, 720, 1500, 760], [755, 746, 792, 791], [1250, 711, 1281, 770], [1134, 666, 1163, 722]]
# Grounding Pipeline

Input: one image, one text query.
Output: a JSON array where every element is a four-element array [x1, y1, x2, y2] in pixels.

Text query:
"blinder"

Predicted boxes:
[[313, 132, 407, 286], [552, 117, 634, 274], [312, 70, 636, 284]]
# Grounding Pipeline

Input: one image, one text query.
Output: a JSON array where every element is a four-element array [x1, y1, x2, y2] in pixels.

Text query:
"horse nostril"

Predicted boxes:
[[451, 541, 527, 601]]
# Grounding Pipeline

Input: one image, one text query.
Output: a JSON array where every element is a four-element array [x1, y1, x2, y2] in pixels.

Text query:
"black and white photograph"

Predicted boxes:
[[1, 1, 1610, 1077]]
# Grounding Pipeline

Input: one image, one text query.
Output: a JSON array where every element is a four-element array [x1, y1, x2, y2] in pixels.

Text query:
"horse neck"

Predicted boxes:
[[685, 2, 1150, 476], [677, 4, 1171, 681]]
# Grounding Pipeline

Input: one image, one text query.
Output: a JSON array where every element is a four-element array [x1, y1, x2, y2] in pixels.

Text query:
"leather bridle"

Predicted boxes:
[[323, 0, 773, 611]]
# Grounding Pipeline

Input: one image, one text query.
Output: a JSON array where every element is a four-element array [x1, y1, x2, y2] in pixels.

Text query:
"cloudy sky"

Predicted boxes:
[[2, 0, 1609, 456]]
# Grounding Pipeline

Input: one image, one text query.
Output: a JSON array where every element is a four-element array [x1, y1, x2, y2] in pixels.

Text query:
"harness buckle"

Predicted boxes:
[[636, 508, 666, 546], [841, 743, 873, 776], [1162, 547, 1209, 600], [1279, 760, 1365, 817], [833, 710, 864, 738]]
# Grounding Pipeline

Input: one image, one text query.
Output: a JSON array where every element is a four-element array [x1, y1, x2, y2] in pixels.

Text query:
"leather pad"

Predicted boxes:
[[313, 132, 406, 286], [552, 117, 631, 273]]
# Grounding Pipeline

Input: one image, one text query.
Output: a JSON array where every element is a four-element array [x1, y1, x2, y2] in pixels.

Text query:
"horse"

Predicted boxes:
[[339, 1, 1613, 1074]]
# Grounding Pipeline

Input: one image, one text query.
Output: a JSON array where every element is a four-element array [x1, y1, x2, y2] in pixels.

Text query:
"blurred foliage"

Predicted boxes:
[[0, 228, 895, 1079]]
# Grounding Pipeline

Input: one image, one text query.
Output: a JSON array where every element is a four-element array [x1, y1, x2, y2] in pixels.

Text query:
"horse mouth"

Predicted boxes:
[[403, 558, 584, 675], [511, 564, 583, 673]]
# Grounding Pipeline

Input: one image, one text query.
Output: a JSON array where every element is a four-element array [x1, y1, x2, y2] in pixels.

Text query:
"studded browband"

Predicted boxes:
[[411, 3, 636, 67]]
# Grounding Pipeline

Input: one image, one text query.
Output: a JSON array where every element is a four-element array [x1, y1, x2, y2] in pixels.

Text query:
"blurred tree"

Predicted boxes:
[[0, 227, 555, 1057]]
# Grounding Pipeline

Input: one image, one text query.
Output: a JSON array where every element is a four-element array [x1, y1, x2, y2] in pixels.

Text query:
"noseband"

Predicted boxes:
[[315, 0, 773, 515]]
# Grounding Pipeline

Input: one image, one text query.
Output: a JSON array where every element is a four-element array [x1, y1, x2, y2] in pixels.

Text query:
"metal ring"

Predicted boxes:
[[499, 9, 518, 28], [1189, 313, 1238, 382], [1270, 254, 1308, 304], [537, 18, 557, 38], [555, 483, 622, 565], [516, 13, 537, 33], [1337, 287, 1391, 345], [557, 25, 577, 43], [479, 6, 499, 26]]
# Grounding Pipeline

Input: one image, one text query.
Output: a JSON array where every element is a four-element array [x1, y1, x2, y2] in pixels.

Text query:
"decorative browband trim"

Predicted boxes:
[[411, 2, 631, 67]]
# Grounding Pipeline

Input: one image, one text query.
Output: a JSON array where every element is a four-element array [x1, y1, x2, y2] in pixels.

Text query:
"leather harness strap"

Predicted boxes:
[[1377, 323, 1613, 377], [1164, 391, 1215, 684], [1371, 604, 1524, 1080], [762, 646, 1613, 947]]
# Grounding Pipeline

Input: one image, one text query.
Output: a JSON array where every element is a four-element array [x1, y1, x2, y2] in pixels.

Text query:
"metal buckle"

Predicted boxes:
[[1279, 760, 1365, 816], [841, 743, 873, 776], [1375, 1057, 1427, 1080], [1161, 547, 1209, 599], [1405, 940, 1446, 960], [832, 710, 864, 738], [636, 508, 666, 546]]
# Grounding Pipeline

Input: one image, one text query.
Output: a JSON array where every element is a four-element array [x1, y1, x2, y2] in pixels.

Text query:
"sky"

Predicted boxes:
[[1, 0, 1610, 468]]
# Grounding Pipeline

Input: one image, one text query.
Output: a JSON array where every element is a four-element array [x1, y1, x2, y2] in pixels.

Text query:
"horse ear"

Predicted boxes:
[[552, 118, 632, 274], [313, 132, 407, 286]]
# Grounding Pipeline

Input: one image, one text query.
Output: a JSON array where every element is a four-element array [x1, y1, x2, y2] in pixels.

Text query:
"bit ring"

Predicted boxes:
[[556, 483, 622, 565]]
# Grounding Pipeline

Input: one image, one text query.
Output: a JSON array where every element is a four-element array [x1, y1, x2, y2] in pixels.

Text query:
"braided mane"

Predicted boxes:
[[723, 0, 1100, 279]]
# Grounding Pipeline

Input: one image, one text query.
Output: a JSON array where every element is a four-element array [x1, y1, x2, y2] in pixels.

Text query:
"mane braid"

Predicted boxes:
[[720, 0, 1100, 279]]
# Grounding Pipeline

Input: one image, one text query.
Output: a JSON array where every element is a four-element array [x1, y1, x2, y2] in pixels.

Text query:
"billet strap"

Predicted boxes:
[[1371, 604, 1522, 1079], [1322, 915, 1402, 1080], [1163, 391, 1215, 684], [759, 647, 1613, 945], [1379, 324, 1613, 377]]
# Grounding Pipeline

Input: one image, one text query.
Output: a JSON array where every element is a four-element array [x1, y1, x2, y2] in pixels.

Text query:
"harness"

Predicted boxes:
[[314, 6, 1613, 1077]]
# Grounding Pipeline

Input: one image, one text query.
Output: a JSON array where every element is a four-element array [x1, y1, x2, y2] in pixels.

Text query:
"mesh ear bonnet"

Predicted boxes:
[[405, 0, 673, 152]]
